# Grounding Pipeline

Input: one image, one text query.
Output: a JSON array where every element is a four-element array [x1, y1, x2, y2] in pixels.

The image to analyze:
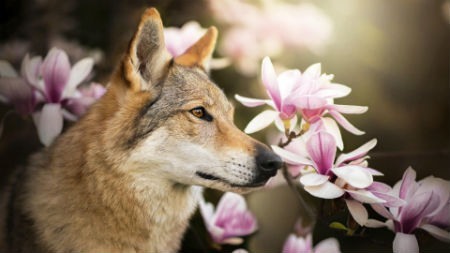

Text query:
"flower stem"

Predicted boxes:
[[281, 164, 316, 224]]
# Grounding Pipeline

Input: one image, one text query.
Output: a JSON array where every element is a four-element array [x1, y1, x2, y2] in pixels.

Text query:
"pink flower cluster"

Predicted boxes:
[[0, 47, 105, 146], [235, 57, 449, 252], [208, 0, 333, 75]]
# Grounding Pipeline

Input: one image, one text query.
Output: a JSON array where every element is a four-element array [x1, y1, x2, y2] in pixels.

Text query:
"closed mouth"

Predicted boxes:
[[195, 171, 266, 188]]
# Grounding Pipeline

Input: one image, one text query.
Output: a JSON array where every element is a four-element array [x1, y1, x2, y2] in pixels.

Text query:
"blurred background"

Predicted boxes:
[[0, 0, 449, 252]]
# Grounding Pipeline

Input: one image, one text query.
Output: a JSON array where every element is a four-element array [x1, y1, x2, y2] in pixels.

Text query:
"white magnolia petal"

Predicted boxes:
[[304, 181, 345, 199], [271, 145, 313, 166], [63, 57, 94, 98], [303, 63, 321, 78], [316, 83, 351, 98], [328, 110, 365, 135], [299, 173, 329, 187], [234, 94, 268, 107], [345, 199, 368, 226], [335, 139, 377, 166], [347, 189, 386, 204], [314, 238, 341, 253], [331, 104, 368, 114], [332, 165, 373, 188], [198, 197, 215, 225], [365, 219, 388, 228], [393, 233, 419, 253], [420, 224, 450, 243], [321, 117, 344, 150], [36, 103, 64, 146], [244, 110, 278, 134], [0, 60, 18, 77], [370, 204, 395, 220]]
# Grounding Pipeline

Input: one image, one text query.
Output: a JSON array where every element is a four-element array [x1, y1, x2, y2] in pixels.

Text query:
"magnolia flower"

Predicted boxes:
[[30, 47, 95, 146], [282, 234, 341, 253], [0, 47, 104, 146], [199, 192, 258, 245], [235, 57, 299, 134], [272, 131, 379, 200], [236, 57, 367, 135], [368, 167, 450, 253]]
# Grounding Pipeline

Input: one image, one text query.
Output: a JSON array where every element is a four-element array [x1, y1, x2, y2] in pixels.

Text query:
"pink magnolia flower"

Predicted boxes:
[[235, 57, 300, 134], [199, 192, 258, 245], [236, 57, 367, 135], [272, 131, 380, 201], [0, 47, 104, 146], [290, 63, 367, 135], [282, 233, 341, 253], [368, 167, 450, 253], [31, 47, 95, 146]]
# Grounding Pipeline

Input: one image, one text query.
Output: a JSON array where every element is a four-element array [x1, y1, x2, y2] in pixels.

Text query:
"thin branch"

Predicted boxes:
[[281, 164, 317, 224]]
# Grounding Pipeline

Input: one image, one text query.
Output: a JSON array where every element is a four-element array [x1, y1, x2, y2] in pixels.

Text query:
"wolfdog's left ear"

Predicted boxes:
[[122, 8, 171, 92], [174, 27, 218, 72]]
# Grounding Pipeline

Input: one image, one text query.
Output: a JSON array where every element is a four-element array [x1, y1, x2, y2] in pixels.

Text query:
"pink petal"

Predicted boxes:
[[314, 238, 341, 253], [304, 181, 345, 199], [271, 145, 313, 166], [261, 57, 281, 110], [419, 224, 450, 243], [306, 131, 336, 175], [365, 219, 388, 228], [371, 191, 406, 207], [320, 117, 343, 150], [367, 182, 392, 193], [328, 110, 365, 135], [62, 57, 94, 98], [41, 48, 71, 102], [335, 139, 377, 166], [0, 78, 35, 115], [400, 191, 439, 233], [282, 234, 312, 253], [393, 233, 419, 253], [370, 204, 395, 220], [329, 104, 368, 114], [21, 54, 43, 88], [346, 189, 386, 204], [332, 165, 373, 189], [416, 176, 450, 217], [399, 167, 417, 200], [296, 95, 327, 110], [244, 110, 278, 134], [34, 103, 64, 146], [316, 83, 351, 98], [277, 69, 301, 101], [299, 173, 329, 187], [234, 94, 267, 107], [345, 199, 368, 226], [303, 63, 321, 78]]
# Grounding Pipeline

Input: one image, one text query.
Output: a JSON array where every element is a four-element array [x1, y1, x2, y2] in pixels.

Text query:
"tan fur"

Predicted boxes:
[[0, 8, 281, 253]]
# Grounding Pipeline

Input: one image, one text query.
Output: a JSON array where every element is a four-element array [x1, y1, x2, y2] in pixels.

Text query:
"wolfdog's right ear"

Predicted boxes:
[[118, 8, 171, 94]]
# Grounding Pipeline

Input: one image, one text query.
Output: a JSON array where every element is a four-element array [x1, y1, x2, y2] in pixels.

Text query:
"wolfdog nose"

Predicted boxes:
[[255, 145, 283, 176]]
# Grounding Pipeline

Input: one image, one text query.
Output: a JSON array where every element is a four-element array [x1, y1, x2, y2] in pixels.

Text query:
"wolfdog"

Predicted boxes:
[[0, 8, 282, 252]]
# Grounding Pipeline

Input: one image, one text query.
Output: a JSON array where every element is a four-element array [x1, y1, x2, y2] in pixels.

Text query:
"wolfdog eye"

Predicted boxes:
[[190, 107, 213, 122]]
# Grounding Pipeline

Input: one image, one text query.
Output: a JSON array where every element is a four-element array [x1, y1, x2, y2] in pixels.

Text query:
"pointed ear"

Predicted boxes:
[[121, 8, 171, 92], [174, 27, 218, 72]]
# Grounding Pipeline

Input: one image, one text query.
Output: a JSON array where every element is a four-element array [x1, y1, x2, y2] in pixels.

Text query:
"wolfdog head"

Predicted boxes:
[[103, 8, 282, 193]]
